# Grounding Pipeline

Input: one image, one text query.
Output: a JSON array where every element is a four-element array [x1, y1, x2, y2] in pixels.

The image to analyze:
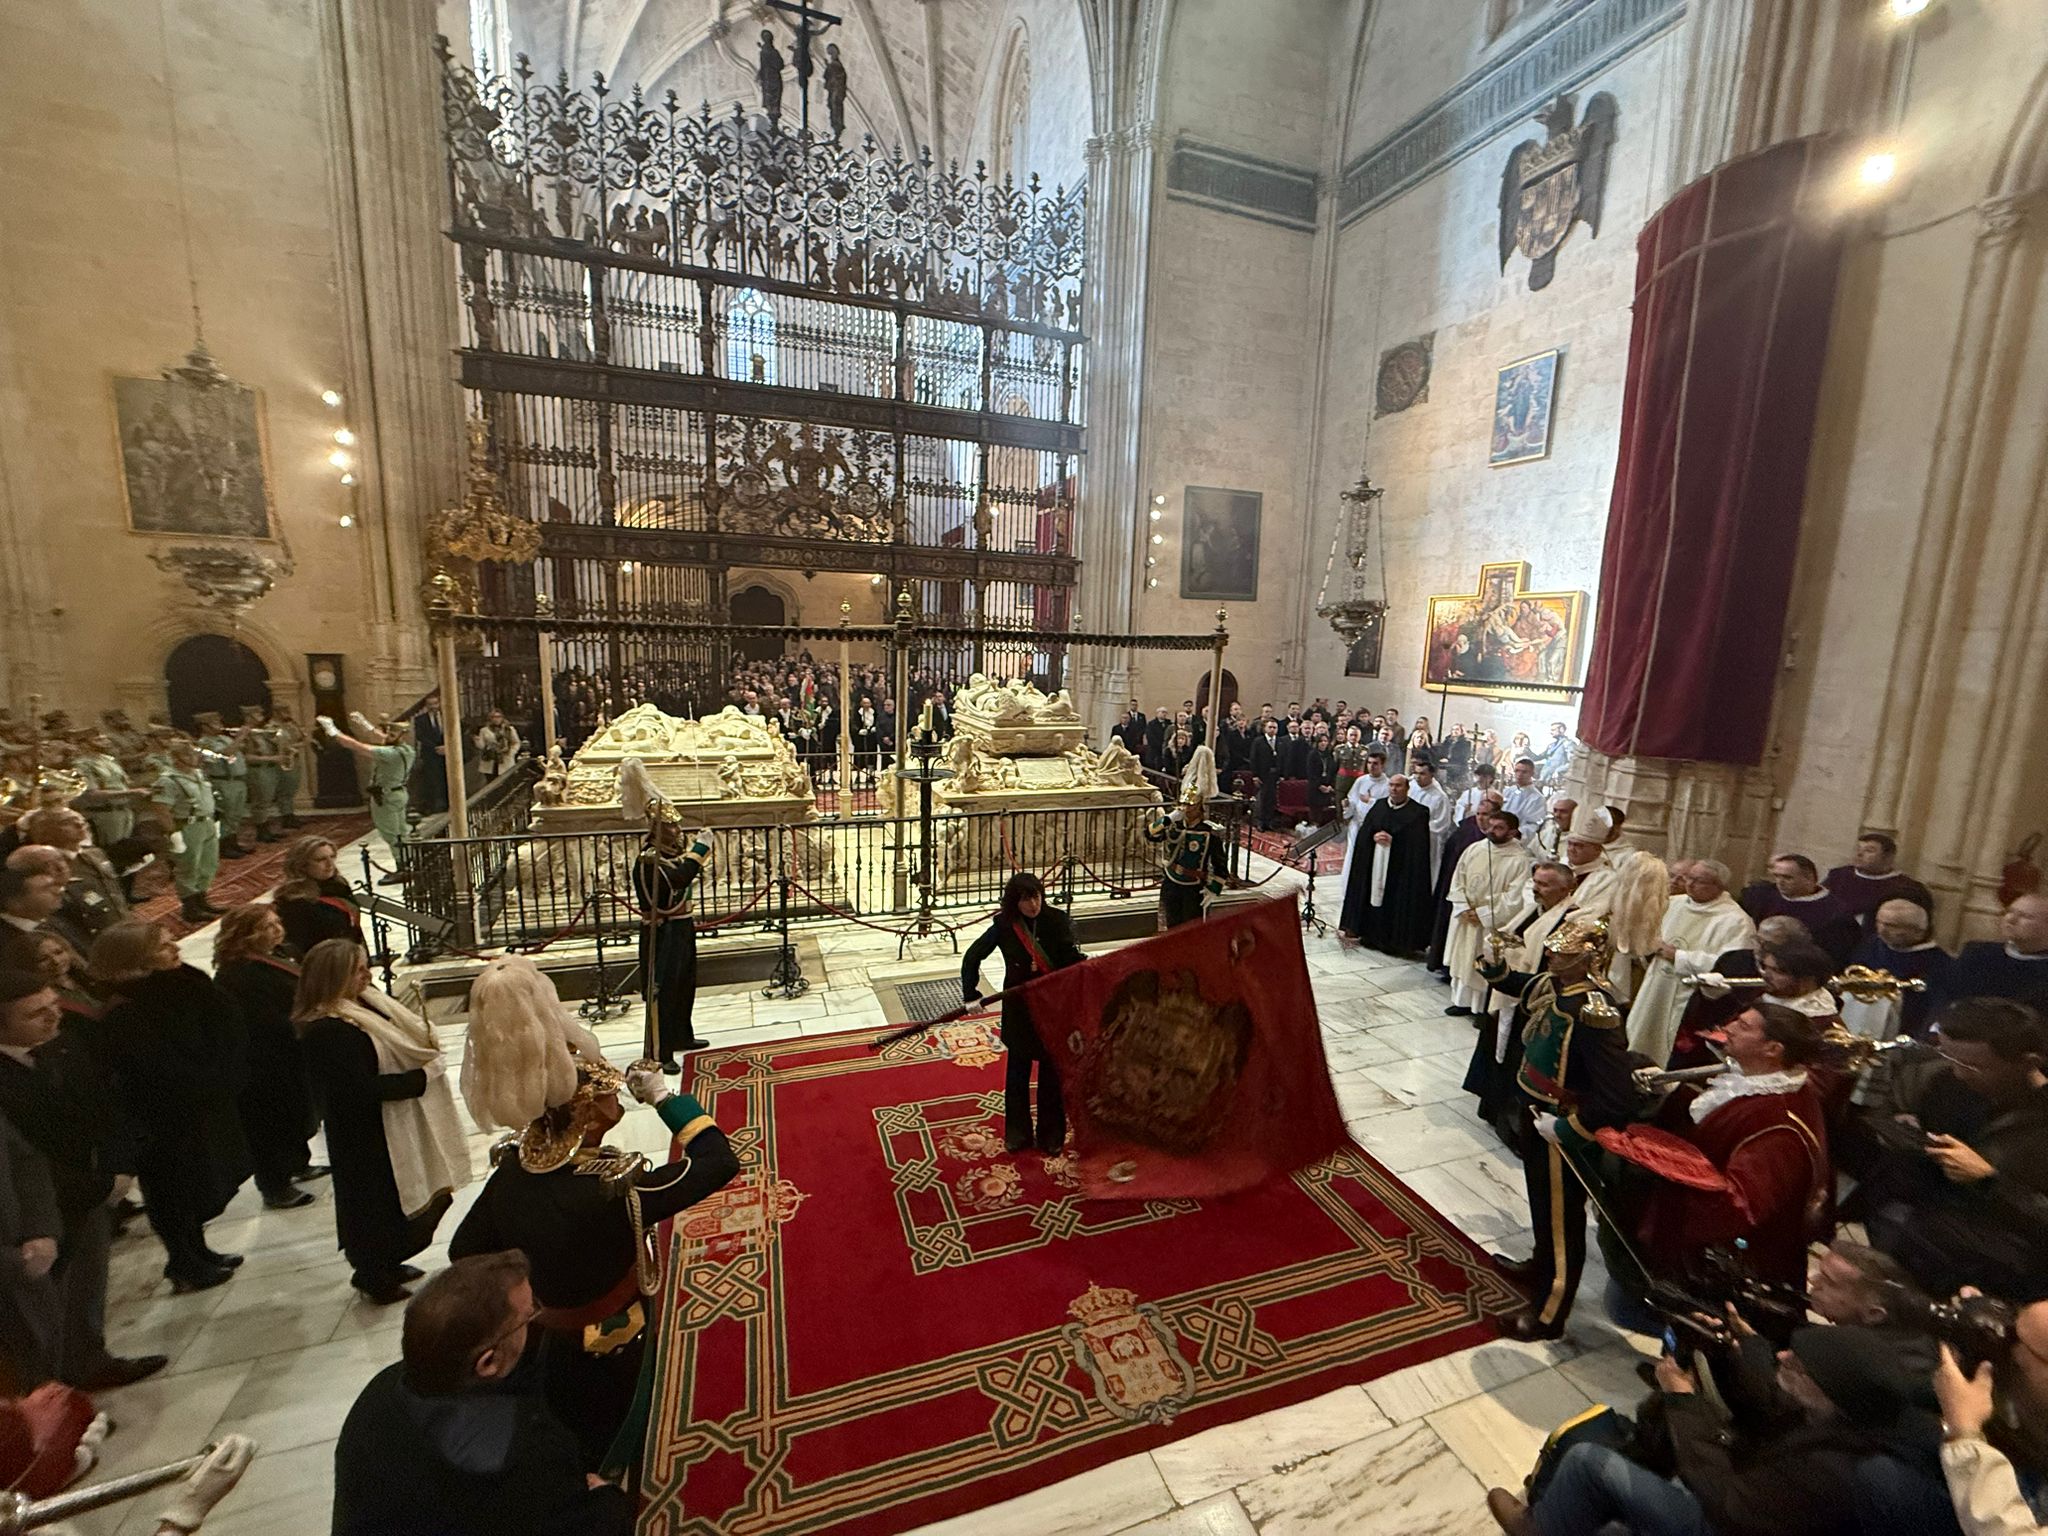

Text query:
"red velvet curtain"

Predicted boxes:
[[1579, 136, 1850, 766]]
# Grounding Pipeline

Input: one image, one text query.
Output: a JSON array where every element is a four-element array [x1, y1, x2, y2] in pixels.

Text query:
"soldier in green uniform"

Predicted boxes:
[[99, 708, 144, 762], [1142, 783, 1230, 929], [239, 704, 284, 843], [153, 739, 223, 922], [71, 729, 141, 849], [271, 703, 308, 828], [323, 713, 416, 882], [1478, 914, 1637, 1341], [192, 711, 250, 861]]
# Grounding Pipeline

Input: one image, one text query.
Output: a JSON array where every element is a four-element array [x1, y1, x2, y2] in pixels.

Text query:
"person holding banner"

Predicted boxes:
[[962, 872, 1086, 1154]]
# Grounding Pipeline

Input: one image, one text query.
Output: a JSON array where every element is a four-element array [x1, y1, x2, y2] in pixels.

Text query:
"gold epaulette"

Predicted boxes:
[[1578, 991, 1623, 1029], [488, 1135, 520, 1169]]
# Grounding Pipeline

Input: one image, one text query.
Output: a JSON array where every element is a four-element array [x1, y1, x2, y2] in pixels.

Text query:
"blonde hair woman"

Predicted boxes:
[[293, 939, 469, 1304], [272, 836, 362, 955], [212, 905, 323, 1210], [89, 919, 249, 1292]]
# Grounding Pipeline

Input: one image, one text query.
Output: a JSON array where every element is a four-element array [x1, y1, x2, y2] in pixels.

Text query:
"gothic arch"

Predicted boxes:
[[141, 612, 305, 723], [991, 22, 1033, 186]]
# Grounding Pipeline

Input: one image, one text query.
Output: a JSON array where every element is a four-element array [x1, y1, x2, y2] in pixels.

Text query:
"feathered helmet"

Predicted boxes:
[[619, 756, 682, 828], [461, 954, 617, 1170], [1179, 778, 1208, 819], [1543, 914, 1614, 982]]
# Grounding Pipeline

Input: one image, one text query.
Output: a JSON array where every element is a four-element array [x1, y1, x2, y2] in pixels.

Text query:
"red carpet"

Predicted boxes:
[[641, 1026, 1520, 1536], [132, 813, 372, 937]]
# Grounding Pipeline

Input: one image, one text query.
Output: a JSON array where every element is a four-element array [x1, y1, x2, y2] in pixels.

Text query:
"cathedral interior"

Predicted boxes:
[[0, 0, 2045, 1532]]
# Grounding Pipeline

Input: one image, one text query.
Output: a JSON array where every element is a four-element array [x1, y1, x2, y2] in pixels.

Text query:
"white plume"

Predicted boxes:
[[461, 953, 608, 1131]]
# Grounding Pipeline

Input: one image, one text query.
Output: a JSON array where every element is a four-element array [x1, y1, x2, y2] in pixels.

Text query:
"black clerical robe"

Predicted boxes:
[[1340, 796, 1434, 955], [1824, 865, 1935, 933], [1738, 884, 1860, 965], [1931, 942, 2048, 1014], [1844, 934, 1951, 1039]]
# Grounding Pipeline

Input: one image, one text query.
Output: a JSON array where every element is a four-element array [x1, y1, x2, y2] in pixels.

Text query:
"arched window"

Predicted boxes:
[[468, 0, 509, 75], [725, 288, 778, 385], [992, 31, 1032, 187]]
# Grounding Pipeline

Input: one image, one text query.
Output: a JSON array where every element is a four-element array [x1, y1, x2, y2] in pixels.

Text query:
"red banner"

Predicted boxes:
[[1025, 895, 1346, 1201]]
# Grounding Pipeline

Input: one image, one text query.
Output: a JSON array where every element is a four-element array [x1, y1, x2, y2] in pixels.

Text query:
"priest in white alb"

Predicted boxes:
[[1334, 748, 1392, 896], [1442, 809, 1534, 1017], [1407, 759, 1455, 882], [1626, 859, 1758, 1066], [1561, 810, 1619, 918]]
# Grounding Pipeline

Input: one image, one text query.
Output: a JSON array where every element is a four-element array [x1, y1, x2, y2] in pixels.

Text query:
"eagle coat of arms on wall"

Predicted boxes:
[[1498, 92, 1618, 291]]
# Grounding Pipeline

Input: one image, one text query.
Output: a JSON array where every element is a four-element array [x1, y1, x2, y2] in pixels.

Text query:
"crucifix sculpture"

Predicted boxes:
[[765, 0, 843, 137]]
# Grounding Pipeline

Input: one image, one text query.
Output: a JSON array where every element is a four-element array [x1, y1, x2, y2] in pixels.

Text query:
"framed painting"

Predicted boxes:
[[1179, 486, 1261, 602], [1343, 611, 1384, 679], [1490, 349, 1560, 467], [1422, 561, 1586, 701], [113, 358, 275, 539]]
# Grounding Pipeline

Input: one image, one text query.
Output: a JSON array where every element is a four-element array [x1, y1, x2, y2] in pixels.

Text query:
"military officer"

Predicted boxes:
[[1142, 783, 1230, 929], [1478, 914, 1637, 1341], [270, 703, 309, 827], [449, 966, 739, 1476], [238, 704, 284, 843], [632, 812, 714, 1071], [152, 739, 222, 922], [70, 729, 142, 849], [322, 713, 416, 882], [192, 711, 250, 860]]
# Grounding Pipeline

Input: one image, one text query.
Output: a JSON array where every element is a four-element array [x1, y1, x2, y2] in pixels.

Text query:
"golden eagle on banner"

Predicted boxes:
[[1498, 92, 1618, 291]]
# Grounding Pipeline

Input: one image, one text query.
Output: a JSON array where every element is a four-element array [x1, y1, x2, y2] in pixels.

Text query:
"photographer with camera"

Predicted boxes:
[[1488, 1324, 1944, 1536], [1857, 999, 2048, 1302], [1933, 1297, 2048, 1534]]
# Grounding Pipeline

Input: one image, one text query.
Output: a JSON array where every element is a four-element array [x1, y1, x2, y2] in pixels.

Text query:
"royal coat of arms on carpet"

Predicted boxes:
[[1061, 1283, 1195, 1426]]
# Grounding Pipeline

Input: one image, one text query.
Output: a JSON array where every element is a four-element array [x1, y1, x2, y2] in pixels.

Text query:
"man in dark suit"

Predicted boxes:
[[1249, 720, 1284, 829], [1144, 709, 1171, 769], [0, 971, 163, 1389], [412, 692, 449, 815]]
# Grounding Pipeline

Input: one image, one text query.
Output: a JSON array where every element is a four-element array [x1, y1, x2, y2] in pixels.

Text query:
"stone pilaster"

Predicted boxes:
[[319, 0, 463, 712]]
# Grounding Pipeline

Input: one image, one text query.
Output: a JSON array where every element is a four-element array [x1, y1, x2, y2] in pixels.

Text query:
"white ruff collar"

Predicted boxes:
[[1691, 1067, 1807, 1123]]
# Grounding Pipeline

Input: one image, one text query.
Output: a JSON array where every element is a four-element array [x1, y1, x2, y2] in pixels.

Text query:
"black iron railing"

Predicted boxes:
[[388, 798, 1253, 957]]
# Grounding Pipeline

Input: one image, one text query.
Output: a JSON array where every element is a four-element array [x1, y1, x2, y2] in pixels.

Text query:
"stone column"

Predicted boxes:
[[1566, 0, 1893, 873], [318, 0, 463, 712], [1070, 0, 1170, 742], [1861, 193, 2048, 940]]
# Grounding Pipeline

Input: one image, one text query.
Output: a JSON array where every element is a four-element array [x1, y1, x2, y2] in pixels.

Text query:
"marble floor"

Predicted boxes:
[[76, 849, 1657, 1535]]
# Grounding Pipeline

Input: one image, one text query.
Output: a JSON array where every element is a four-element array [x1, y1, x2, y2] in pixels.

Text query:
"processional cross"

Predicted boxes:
[[767, 0, 843, 138]]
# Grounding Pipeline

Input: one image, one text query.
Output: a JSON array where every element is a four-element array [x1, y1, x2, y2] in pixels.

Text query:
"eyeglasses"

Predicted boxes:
[[1934, 1049, 1991, 1079], [476, 1303, 544, 1361]]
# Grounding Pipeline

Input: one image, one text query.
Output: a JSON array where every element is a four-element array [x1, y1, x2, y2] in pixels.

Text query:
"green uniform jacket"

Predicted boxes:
[[1479, 955, 1637, 1158]]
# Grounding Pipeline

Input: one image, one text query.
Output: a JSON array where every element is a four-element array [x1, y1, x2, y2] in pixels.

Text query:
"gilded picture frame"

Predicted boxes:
[[1489, 349, 1560, 467], [1422, 561, 1585, 701], [112, 358, 277, 540]]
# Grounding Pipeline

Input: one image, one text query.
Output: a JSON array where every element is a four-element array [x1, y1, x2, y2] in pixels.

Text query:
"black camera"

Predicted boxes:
[[1649, 1243, 1809, 1354], [1882, 1285, 2016, 1372]]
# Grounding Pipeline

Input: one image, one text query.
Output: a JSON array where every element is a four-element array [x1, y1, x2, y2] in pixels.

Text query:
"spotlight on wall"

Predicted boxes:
[[327, 449, 352, 470], [320, 389, 343, 408], [333, 428, 356, 447], [339, 472, 356, 486], [1857, 149, 1899, 188], [869, 573, 885, 586], [1887, 0, 1930, 17], [620, 561, 637, 575], [1150, 532, 1164, 546], [1148, 507, 1162, 522], [1146, 576, 1158, 589], [338, 513, 355, 528]]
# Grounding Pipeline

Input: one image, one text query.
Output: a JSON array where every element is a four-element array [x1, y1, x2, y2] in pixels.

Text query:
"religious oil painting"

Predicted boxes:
[[1489, 349, 1560, 467], [1423, 561, 1586, 701], [1343, 610, 1384, 679], [114, 357, 274, 539], [1180, 487, 1261, 603]]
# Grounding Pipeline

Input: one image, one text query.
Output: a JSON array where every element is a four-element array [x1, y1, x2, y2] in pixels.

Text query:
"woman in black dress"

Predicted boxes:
[[212, 905, 325, 1210], [960, 872, 1085, 1154], [272, 836, 364, 956], [294, 939, 469, 1304], [88, 920, 250, 1293]]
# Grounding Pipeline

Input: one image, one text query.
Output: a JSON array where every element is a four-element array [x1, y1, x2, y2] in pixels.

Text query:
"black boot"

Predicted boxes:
[[179, 894, 209, 923]]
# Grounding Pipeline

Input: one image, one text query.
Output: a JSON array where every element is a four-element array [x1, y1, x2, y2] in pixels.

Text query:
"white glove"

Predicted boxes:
[[156, 1434, 257, 1532], [1533, 1112, 1561, 1147], [1167, 807, 1184, 825], [316, 714, 339, 737], [423, 1056, 447, 1083], [626, 1065, 671, 1106], [168, 830, 186, 854]]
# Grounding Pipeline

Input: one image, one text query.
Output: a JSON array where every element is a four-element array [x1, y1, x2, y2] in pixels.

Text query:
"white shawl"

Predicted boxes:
[[336, 989, 472, 1218]]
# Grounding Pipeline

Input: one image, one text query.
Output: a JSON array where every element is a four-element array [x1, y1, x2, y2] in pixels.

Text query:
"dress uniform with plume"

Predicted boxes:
[[449, 954, 740, 1477], [1143, 757, 1229, 930], [621, 758, 714, 1070], [1479, 914, 1636, 1340]]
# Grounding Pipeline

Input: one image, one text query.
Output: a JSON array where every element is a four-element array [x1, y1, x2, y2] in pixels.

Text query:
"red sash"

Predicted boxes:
[[1010, 915, 1054, 976], [535, 1265, 643, 1334]]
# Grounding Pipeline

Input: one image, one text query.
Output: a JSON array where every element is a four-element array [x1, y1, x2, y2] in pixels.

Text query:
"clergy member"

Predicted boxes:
[[1340, 773, 1435, 955], [1628, 860, 1758, 1067], [1824, 831, 1934, 936], [1442, 811, 1534, 1017], [1533, 796, 1578, 861], [1452, 762, 1498, 823], [1463, 859, 1577, 1143], [1500, 757, 1548, 849], [1406, 758, 1454, 882], [1561, 814, 1618, 918], [1740, 853, 1859, 965], [1426, 789, 1504, 975], [1842, 898, 1951, 1041], [1929, 891, 2048, 1013], [1333, 748, 1392, 896]]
